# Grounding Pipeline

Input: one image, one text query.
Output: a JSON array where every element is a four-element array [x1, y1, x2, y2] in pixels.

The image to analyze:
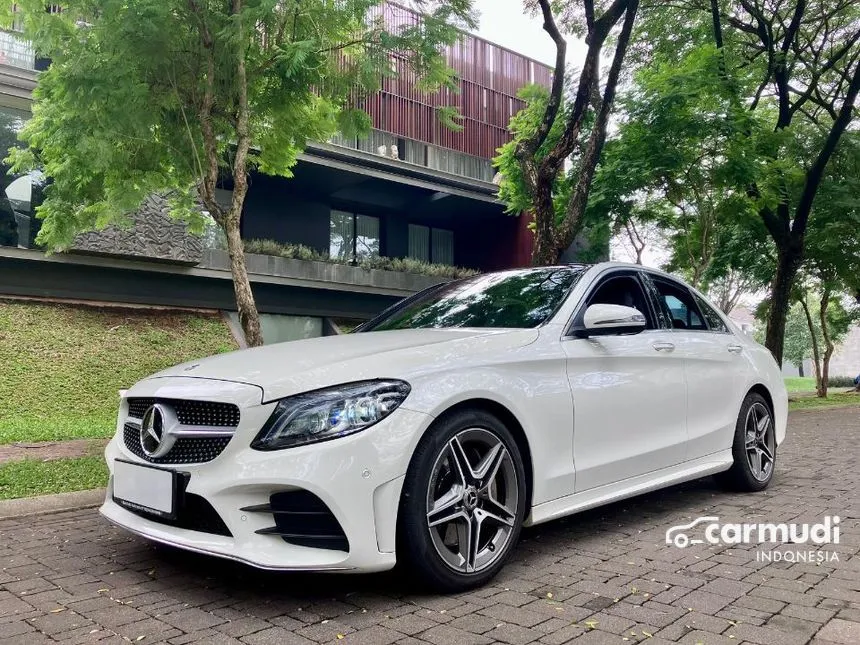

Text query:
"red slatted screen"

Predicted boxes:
[[361, 3, 553, 161]]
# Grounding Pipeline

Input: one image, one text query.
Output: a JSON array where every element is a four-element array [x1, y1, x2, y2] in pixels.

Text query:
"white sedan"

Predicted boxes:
[[101, 263, 787, 591]]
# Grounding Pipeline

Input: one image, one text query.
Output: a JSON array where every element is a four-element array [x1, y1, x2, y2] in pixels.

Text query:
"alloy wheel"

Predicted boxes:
[[425, 428, 519, 574], [745, 402, 775, 482]]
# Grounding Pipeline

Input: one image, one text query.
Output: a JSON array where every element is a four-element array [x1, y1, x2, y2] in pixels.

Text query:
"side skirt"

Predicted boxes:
[[525, 450, 733, 527]]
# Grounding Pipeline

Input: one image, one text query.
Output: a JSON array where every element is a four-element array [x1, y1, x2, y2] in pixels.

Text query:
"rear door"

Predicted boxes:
[[562, 269, 688, 492], [644, 274, 747, 460]]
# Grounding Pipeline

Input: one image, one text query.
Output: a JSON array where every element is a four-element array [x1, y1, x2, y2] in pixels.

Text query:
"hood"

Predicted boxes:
[[148, 327, 539, 402]]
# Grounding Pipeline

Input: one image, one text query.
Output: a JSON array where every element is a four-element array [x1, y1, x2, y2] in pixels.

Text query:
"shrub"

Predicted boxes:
[[828, 375, 857, 389], [243, 239, 479, 280]]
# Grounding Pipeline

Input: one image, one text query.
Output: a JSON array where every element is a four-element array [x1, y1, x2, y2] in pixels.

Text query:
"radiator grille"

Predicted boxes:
[[127, 398, 240, 427], [123, 423, 232, 465]]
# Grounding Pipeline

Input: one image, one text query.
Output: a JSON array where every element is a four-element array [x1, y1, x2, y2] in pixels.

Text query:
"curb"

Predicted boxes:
[[0, 488, 106, 520]]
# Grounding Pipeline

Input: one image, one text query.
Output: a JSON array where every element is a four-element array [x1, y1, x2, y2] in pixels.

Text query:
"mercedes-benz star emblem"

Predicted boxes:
[[140, 404, 177, 459]]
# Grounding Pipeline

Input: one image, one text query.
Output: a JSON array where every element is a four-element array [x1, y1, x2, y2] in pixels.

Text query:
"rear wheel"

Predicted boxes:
[[717, 392, 776, 491], [397, 409, 527, 592]]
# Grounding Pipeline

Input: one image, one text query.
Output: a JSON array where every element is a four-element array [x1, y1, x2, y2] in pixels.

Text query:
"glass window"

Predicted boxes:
[[408, 224, 455, 266], [432, 228, 454, 265], [694, 294, 730, 333], [652, 278, 707, 331], [330, 210, 354, 260], [586, 275, 654, 329], [330, 210, 380, 262], [355, 214, 379, 260], [0, 106, 41, 248], [408, 224, 430, 262], [362, 267, 586, 331]]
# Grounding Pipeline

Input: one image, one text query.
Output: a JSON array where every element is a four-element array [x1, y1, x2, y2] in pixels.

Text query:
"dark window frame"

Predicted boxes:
[[647, 274, 709, 332], [331, 210, 381, 264], [408, 223, 455, 266], [564, 269, 658, 337], [692, 292, 732, 334]]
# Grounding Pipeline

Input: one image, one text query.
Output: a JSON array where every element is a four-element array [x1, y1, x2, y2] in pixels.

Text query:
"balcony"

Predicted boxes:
[[330, 129, 496, 184], [0, 30, 35, 70]]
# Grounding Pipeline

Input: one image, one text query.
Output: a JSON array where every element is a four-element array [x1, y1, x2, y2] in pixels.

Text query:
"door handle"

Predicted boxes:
[[652, 342, 675, 353], [727, 344, 744, 354]]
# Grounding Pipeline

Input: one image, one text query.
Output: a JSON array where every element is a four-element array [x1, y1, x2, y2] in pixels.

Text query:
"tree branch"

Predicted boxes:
[[792, 58, 860, 238], [517, 0, 566, 159]]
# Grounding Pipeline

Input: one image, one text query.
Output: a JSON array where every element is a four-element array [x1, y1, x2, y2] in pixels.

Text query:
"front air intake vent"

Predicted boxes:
[[116, 493, 232, 537], [242, 490, 349, 552]]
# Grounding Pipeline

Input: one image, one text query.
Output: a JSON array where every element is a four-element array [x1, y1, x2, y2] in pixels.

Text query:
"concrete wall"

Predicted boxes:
[[830, 325, 860, 378], [0, 251, 402, 320]]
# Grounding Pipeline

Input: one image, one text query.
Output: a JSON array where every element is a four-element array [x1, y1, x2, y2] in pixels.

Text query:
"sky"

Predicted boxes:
[[471, 0, 587, 68]]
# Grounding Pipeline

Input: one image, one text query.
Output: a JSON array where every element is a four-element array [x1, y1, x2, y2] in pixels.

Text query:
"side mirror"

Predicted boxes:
[[573, 304, 647, 338]]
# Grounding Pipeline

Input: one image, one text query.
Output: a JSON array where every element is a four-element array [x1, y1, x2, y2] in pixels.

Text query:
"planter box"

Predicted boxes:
[[201, 249, 450, 295]]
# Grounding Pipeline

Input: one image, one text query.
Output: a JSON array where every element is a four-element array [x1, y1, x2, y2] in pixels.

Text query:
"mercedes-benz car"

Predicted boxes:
[[101, 263, 787, 591]]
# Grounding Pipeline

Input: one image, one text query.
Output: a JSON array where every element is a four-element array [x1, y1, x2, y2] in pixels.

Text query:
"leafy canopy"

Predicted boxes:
[[6, 0, 474, 247]]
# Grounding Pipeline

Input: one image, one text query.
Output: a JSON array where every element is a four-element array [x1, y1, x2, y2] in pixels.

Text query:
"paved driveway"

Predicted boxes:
[[1, 407, 858, 645]]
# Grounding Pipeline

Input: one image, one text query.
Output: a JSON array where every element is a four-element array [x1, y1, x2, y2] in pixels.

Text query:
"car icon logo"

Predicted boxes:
[[666, 516, 720, 548]]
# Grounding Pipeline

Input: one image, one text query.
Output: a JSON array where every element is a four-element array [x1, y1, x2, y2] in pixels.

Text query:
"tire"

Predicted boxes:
[[716, 392, 777, 491], [397, 408, 527, 592]]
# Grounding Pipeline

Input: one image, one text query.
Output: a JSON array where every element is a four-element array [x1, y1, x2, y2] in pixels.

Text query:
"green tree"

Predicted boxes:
[[799, 133, 860, 396], [589, 46, 770, 292], [639, 1, 860, 366], [495, 0, 640, 266], [6, 0, 473, 346]]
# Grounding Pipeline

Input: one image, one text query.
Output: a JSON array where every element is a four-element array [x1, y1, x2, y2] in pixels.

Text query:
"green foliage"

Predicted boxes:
[[0, 456, 108, 500], [784, 377, 817, 393], [494, 82, 605, 258], [591, 44, 777, 288], [789, 392, 860, 411], [0, 301, 237, 444], [783, 304, 816, 370], [494, 84, 568, 217], [242, 238, 479, 279], [6, 0, 475, 248], [786, 376, 857, 393]]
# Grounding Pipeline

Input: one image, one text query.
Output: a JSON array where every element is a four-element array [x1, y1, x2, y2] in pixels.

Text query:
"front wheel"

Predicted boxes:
[[397, 409, 527, 592], [717, 392, 777, 491]]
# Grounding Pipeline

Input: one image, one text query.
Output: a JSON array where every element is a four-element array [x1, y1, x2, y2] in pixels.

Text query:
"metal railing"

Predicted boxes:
[[330, 129, 496, 183]]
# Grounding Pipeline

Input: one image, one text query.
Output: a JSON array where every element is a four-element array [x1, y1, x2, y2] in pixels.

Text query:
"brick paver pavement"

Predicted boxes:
[[1, 407, 858, 644]]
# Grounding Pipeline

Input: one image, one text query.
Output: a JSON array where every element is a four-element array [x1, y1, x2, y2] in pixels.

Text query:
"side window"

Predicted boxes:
[[586, 274, 654, 330], [694, 294, 730, 333], [652, 279, 707, 331]]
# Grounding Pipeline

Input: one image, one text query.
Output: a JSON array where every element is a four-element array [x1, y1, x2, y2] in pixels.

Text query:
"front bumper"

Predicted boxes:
[[100, 376, 434, 572]]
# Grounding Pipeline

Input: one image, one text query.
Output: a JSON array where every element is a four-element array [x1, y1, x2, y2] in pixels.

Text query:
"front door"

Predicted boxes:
[[563, 271, 688, 492]]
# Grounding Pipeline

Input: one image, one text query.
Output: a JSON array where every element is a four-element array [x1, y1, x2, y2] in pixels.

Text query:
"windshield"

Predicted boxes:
[[361, 267, 586, 331]]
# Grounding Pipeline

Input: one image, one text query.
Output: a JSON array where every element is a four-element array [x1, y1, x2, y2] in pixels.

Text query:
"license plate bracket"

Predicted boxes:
[[113, 459, 189, 521]]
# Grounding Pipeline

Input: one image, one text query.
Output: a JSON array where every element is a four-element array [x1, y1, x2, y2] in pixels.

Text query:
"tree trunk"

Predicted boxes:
[[531, 182, 559, 266], [764, 246, 803, 365], [799, 296, 822, 389], [818, 290, 834, 399], [554, 0, 639, 260], [222, 0, 264, 348], [224, 216, 263, 347], [798, 363, 804, 378]]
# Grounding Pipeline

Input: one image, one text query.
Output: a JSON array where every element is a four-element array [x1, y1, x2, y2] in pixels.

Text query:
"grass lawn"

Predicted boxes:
[[0, 300, 238, 445], [789, 391, 860, 411], [0, 456, 108, 500], [784, 376, 818, 393]]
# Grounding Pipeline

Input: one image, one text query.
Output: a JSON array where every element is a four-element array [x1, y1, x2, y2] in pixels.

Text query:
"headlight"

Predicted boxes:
[[251, 380, 411, 451]]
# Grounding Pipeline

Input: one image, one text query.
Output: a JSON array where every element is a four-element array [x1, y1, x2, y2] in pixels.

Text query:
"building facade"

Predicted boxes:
[[0, 5, 549, 342]]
